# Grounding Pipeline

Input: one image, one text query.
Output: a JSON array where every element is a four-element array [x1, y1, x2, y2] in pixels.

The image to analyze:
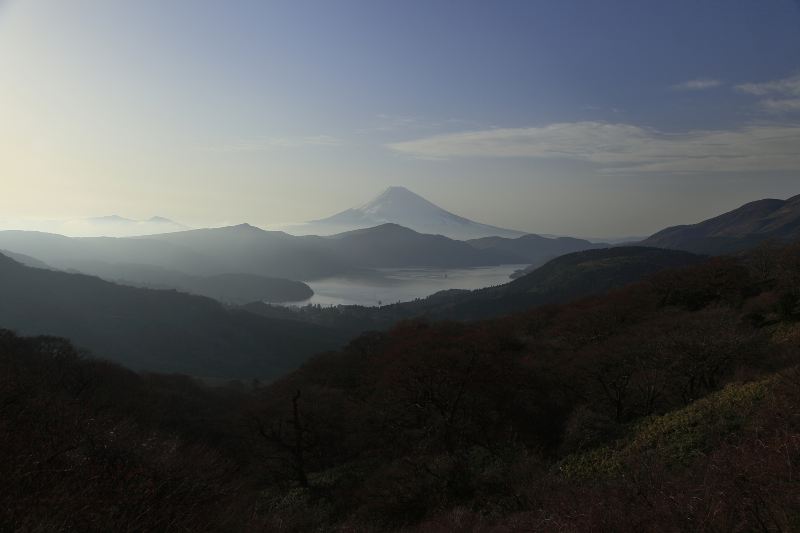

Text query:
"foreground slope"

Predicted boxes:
[[0, 253, 346, 378], [0, 329, 256, 531], [2, 243, 799, 531], [245, 241, 800, 530]]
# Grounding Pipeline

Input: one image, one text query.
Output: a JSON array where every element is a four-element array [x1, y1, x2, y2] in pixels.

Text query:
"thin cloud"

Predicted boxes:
[[672, 78, 722, 91], [736, 74, 800, 115], [387, 121, 800, 174], [736, 75, 800, 96], [760, 99, 800, 113], [218, 135, 343, 152]]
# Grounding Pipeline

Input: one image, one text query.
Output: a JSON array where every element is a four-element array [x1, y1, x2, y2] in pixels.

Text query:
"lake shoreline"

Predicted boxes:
[[279, 264, 528, 307]]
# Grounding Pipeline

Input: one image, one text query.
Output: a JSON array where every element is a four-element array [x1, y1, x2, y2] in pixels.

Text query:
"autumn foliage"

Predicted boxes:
[[2, 242, 800, 531]]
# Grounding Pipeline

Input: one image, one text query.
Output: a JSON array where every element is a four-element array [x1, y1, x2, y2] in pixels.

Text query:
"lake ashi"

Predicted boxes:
[[288, 264, 527, 307]]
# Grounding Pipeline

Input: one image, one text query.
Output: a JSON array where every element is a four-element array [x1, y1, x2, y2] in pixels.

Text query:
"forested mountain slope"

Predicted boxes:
[[0, 253, 346, 378]]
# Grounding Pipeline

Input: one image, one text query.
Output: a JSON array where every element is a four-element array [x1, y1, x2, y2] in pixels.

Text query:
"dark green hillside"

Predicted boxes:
[[75, 261, 314, 304], [0, 253, 346, 378]]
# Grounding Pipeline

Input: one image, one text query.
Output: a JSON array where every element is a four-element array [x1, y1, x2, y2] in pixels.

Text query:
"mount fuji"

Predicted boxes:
[[287, 186, 527, 240]]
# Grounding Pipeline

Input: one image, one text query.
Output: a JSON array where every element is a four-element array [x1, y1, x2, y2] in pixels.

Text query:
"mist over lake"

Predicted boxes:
[[289, 264, 527, 307]]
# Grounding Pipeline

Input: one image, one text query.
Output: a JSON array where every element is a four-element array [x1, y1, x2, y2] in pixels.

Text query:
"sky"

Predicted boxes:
[[1, 0, 799, 238]]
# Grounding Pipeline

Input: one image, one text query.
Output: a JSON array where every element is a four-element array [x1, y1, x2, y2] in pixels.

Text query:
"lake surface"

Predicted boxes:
[[288, 264, 526, 307]]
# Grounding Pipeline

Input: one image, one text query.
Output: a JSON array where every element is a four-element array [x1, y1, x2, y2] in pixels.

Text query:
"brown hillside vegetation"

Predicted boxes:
[[2, 242, 800, 531]]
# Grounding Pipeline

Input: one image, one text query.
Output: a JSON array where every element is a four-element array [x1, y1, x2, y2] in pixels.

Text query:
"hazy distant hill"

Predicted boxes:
[[287, 186, 528, 239], [0, 253, 345, 378], [0, 222, 521, 288], [72, 262, 313, 304], [467, 234, 608, 274], [325, 223, 522, 267], [0, 249, 52, 270], [0, 215, 189, 238], [642, 194, 800, 254], [0, 230, 215, 275], [83, 215, 189, 236], [138, 224, 352, 279], [139, 223, 516, 274]]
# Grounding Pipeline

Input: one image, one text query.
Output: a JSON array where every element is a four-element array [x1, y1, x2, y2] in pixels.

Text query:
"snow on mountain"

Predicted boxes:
[[284, 186, 527, 240]]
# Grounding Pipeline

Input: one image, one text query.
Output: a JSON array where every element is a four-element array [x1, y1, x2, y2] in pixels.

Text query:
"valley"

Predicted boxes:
[[4, 4, 799, 530]]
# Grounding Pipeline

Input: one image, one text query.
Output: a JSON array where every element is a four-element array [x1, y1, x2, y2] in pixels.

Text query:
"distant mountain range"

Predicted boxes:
[[0, 215, 188, 238], [641, 193, 800, 254], [285, 186, 528, 239], [0, 223, 526, 287], [2, 191, 797, 312]]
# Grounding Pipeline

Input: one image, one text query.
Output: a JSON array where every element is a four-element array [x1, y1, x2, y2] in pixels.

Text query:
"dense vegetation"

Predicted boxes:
[[0, 330, 256, 531], [3, 241, 800, 530]]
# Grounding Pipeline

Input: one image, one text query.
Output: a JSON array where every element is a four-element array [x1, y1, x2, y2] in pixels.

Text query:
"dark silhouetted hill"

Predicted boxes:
[[325, 223, 521, 267], [467, 233, 608, 274], [642, 193, 800, 254], [68, 261, 313, 304], [0, 249, 52, 270]]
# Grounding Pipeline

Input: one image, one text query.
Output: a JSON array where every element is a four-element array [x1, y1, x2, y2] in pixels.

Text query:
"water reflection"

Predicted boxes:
[[286, 265, 526, 307]]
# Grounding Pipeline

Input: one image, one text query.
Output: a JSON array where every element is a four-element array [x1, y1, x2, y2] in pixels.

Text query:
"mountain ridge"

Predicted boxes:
[[291, 186, 528, 239], [642, 193, 800, 254], [0, 222, 521, 290]]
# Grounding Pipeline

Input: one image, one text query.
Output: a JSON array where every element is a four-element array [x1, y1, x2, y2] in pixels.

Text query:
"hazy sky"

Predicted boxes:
[[1, 0, 799, 237]]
